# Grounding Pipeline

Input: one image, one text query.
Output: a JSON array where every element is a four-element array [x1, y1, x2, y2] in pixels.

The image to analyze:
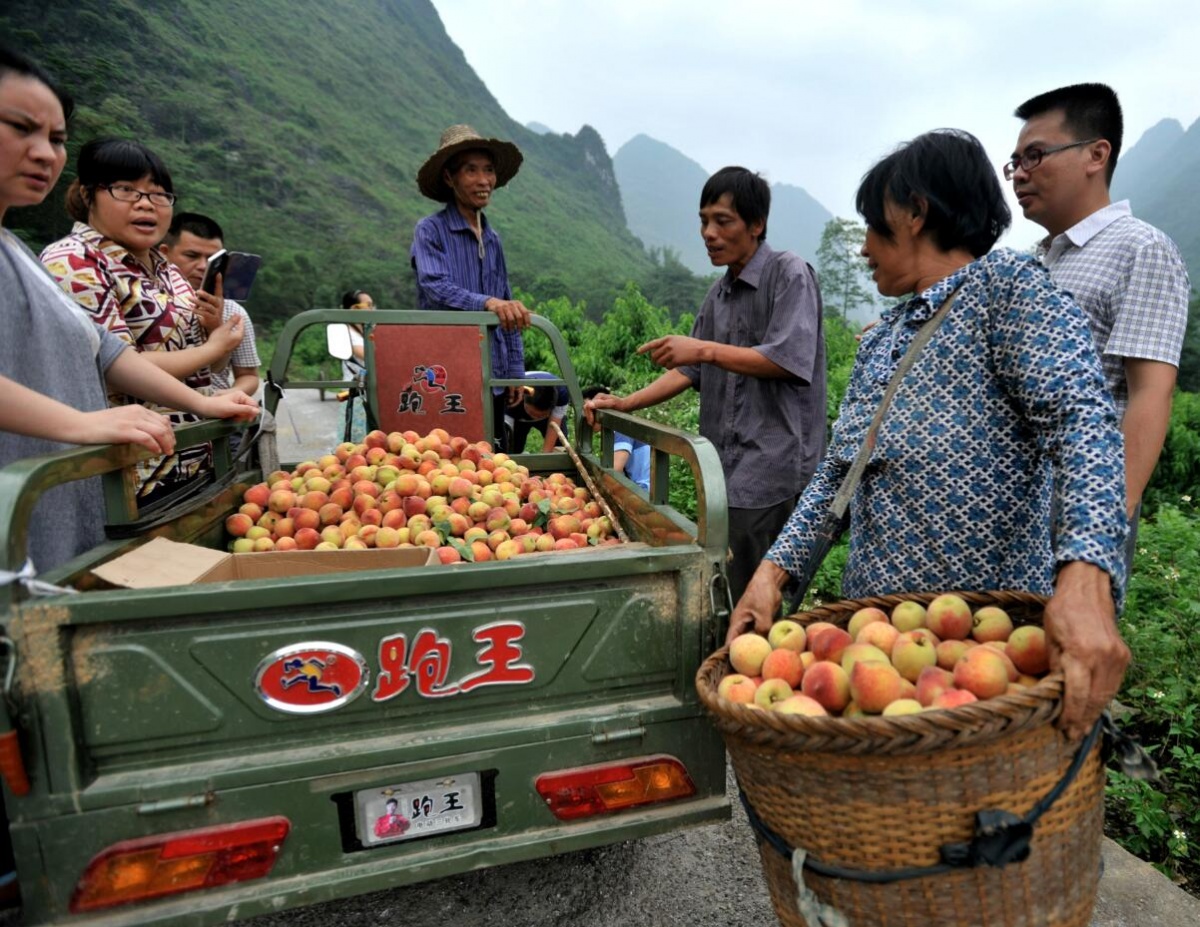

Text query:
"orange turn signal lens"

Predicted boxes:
[[70, 817, 290, 912], [535, 756, 696, 821]]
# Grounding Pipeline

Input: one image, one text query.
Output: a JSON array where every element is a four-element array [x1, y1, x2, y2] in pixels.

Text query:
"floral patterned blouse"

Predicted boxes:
[[41, 222, 212, 500]]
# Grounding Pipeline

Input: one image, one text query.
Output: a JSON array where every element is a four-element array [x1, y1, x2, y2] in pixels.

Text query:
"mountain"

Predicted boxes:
[[526, 121, 554, 136], [0, 0, 650, 320], [1113, 117, 1200, 283], [613, 134, 833, 275]]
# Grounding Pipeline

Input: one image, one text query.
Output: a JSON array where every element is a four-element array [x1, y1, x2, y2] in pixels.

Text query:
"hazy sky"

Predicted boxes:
[[433, 0, 1200, 250]]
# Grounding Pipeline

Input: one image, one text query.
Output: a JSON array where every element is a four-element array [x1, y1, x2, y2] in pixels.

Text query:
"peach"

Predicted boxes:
[[801, 661, 851, 714], [767, 620, 806, 653], [1006, 626, 1049, 676], [231, 538, 254, 553], [436, 545, 462, 564], [359, 508, 383, 527], [294, 527, 321, 550], [729, 633, 773, 677], [318, 502, 344, 526], [494, 539, 522, 560], [300, 490, 329, 511], [381, 509, 406, 530], [856, 620, 900, 656], [809, 626, 853, 665], [889, 600, 927, 632], [245, 525, 271, 541], [935, 639, 974, 671], [953, 648, 1010, 700], [930, 689, 978, 710], [882, 698, 923, 717], [849, 660, 907, 714], [252, 536, 276, 552], [485, 508, 512, 532], [847, 607, 889, 640], [926, 593, 973, 640], [891, 635, 938, 683], [374, 527, 400, 549], [535, 533, 556, 552], [273, 517, 295, 539], [971, 606, 1014, 643], [266, 469, 293, 488], [225, 513, 253, 537], [329, 487, 354, 510], [981, 642, 1020, 681], [553, 538, 579, 550], [238, 502, 264, 521], [406, 514, 432, 535], [343, 536, 369, 550], [448, 477, 474, 499], [774, 694, 828, 717], [753, 678, 793, 710], [414, 529, 442, 548], [761, 648, 805, 688], [268, 489, 296, 514], [717, 673, 758, 705], [915, 665, 956, 707], [402, 495, 427, 518], [274, 536, 298, 552], [352, 494, 377, 516], [470, 540, 493, 562], [840, 642, 890, 677], [358, 525, 380, 547]]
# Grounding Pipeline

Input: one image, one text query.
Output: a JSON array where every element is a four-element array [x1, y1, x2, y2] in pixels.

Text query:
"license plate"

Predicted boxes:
[[355, 772, 482, 846]]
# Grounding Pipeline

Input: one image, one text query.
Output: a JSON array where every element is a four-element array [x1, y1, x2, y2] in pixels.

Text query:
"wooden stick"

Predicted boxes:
[[549, 420, 630, 543]]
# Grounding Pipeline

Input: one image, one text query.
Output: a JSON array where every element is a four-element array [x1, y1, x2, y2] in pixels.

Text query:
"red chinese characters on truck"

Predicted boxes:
[[372, 621, 535, 701], [255, 622, 535, 715]]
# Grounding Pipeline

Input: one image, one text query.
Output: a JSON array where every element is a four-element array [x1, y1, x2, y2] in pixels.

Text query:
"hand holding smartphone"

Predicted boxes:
[[200, 250, 263, 302]]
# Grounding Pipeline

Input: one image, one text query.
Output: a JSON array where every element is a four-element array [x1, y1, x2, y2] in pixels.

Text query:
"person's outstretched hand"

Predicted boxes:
[[76, 405, 176, 455]]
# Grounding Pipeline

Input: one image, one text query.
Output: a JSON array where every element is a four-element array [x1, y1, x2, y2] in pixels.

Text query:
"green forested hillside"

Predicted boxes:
[[1, 0, 651, 319], [1114, 116, 1200, 284]]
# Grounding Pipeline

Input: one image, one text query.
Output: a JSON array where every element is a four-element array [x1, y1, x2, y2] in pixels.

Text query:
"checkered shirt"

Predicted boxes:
[[765, 249, 1127, 604], [1039, 201, 1190, 418]]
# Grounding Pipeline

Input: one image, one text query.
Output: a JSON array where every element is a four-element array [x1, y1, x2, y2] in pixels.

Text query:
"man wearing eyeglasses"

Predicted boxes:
[[1010, 83, 1190, 570]]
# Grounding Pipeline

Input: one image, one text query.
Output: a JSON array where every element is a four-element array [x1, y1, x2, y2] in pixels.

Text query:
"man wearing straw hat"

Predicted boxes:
[[411, 125, 532, 449]]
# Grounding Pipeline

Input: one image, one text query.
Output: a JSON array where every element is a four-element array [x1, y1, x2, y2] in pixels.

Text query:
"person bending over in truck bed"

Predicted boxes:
[[40, 138, 249, 508], [585, 167, 827, 604], [505, 371, 569, 453], [411, 125, 531, 450], [0, 46, 257, 574]]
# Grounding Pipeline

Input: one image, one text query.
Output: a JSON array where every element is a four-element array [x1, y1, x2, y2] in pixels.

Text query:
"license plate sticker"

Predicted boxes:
[[355, 772, 482, 846]]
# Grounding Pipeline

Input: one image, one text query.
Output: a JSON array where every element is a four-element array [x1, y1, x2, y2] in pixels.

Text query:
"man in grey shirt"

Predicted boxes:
[[586, 167, 826, 606]]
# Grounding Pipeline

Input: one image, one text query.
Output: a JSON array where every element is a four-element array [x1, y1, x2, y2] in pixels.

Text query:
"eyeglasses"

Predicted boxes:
[[1003, 139, 1099, 180], [99, 184, 177, 207]]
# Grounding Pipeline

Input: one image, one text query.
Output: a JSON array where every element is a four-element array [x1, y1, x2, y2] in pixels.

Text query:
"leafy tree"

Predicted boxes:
[[639, 247, 716, 321], [816, 218, 876, 323]]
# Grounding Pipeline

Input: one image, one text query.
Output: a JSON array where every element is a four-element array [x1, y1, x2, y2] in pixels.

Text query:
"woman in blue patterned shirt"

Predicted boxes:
[[728, 129, 1129, 741]]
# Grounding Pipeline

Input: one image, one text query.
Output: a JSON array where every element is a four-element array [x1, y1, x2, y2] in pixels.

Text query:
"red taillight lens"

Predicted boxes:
[[535, 756, 696, 821], [70, 817, 290, 912]]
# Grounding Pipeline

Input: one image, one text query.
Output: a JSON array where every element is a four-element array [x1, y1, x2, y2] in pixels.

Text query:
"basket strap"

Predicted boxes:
[[741, 714, 1104, 883]]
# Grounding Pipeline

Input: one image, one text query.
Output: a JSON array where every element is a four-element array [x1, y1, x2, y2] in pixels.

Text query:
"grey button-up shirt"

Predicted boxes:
[[678, 242, 826, 508]]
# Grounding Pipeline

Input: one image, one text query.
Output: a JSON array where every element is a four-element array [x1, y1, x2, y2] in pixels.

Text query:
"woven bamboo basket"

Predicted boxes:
[[695, 590, 1105, 927]]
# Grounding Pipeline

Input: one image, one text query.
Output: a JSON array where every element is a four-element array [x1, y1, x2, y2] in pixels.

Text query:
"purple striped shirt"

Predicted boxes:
[[410, 204, 525, 384]]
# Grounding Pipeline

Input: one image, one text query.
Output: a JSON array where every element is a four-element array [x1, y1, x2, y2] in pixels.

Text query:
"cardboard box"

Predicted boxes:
[[92, 537, 438, 589]]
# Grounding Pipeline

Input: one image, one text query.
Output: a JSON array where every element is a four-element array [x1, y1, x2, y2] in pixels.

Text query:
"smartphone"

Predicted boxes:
[[200, 250, 263, 302]]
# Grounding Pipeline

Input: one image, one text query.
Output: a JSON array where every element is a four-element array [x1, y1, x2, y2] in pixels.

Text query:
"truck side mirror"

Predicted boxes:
[[326, 323, 353, 361]]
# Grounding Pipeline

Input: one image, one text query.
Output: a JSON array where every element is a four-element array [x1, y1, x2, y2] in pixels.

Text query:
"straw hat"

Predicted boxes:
[[417, 124, 523, 202]]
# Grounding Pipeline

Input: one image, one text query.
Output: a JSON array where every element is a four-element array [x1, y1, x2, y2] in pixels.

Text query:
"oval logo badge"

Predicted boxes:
[[254, 642, 369, 715]]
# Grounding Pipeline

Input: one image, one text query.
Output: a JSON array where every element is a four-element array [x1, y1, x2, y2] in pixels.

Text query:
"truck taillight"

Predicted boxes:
[[70, 817, 290, 912], [535, 756, 696, 820]]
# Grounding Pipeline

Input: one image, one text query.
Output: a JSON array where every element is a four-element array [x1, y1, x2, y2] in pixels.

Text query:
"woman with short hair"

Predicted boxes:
[[729, 129, 1129, 741], [40, 138, 245, 505]]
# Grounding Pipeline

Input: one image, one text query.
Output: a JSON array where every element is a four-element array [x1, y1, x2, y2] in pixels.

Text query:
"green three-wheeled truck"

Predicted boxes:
[[0, 311, 732, 925]]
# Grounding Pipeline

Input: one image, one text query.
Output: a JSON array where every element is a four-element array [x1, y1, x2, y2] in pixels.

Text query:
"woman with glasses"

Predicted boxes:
[[0, 47, 257, 572], [729, 129, 1130, 742], [40, 138, 247, 505]]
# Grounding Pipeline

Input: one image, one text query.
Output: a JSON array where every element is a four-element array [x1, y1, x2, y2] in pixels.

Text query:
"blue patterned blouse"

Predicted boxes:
[[765, 248, 1127, 603]]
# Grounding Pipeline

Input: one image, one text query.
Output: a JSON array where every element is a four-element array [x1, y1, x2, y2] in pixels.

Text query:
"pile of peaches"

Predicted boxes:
[[720, 594, 1051, 717], [224, 428, 619, 561]]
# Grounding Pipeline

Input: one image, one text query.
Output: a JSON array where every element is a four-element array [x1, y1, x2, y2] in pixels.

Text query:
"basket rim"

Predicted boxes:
[[697, 589, 1063, 755]]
